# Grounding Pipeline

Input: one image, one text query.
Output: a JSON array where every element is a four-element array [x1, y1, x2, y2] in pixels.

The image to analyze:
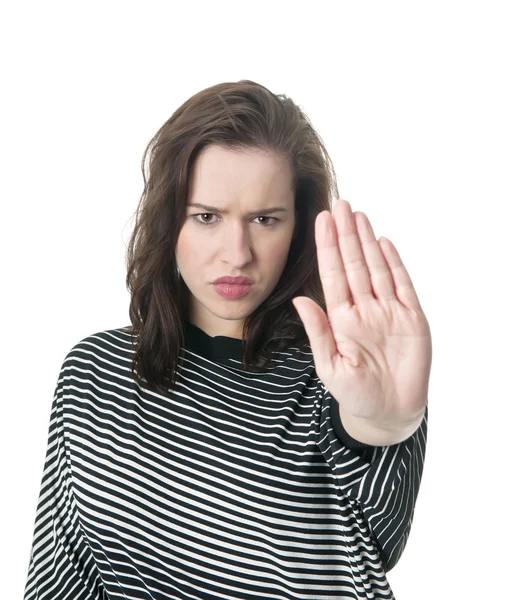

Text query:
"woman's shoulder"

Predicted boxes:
[[61, 325, 136, 374]]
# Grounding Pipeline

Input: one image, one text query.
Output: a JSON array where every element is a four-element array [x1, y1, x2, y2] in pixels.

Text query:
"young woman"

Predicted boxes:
[[24, 80, 431, 600]]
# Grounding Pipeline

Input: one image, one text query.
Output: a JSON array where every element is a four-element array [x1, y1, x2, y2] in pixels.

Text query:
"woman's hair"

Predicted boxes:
[[125, 79, 339, 397]]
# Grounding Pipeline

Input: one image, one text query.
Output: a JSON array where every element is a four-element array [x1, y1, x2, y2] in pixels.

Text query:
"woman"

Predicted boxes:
[[24, 80, 432, 599]]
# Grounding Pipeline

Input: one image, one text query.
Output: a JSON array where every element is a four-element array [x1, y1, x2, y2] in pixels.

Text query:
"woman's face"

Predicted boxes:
[[175, 144, 297, 339]]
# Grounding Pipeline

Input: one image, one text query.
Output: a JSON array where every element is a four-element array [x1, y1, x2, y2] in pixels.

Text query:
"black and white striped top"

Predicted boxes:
[[24, 321, 427, 600]]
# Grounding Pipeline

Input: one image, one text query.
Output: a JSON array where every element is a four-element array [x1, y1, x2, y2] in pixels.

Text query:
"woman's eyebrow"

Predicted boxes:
[[188, 203, 288, 216]]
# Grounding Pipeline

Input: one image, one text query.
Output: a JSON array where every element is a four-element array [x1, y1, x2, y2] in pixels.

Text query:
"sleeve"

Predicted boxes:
[[24, 357, 104, 600], [315, 378, 428, 573]]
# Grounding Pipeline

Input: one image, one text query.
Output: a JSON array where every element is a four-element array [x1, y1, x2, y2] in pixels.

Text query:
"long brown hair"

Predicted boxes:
[[125, 79, 339, 397]]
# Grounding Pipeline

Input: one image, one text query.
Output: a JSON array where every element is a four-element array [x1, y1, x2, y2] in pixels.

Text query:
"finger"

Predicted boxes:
[[315, 208, 352, 311], [333, 200, 374, 304], [378, 237, 424, 311], [354, 211, 398, 301]]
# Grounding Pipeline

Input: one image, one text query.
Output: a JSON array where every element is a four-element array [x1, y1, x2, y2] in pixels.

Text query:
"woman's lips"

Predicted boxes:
[[213, 282, 253, 299]]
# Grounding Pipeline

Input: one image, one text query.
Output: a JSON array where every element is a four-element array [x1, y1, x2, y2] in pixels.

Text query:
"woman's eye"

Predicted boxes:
[[192, 214, 279, 227], [194, 213, 217, 225]]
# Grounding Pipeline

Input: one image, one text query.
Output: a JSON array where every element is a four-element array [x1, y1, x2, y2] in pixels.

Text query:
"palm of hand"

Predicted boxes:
[[293, 200, 432, 429]]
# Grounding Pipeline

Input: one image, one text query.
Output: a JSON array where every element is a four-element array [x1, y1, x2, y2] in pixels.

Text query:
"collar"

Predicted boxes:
[[184, 320, 245, 360]]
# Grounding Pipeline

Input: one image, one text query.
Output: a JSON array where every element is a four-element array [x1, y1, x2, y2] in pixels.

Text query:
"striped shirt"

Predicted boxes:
[[24, 321, 427, 600]]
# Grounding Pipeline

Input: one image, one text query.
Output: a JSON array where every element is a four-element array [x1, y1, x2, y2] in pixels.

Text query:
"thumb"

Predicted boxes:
[[292, 296, 336, 374]]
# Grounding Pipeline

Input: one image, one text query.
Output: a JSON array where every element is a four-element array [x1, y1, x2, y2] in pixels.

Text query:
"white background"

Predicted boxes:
[[2, 1, 508, 598]]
